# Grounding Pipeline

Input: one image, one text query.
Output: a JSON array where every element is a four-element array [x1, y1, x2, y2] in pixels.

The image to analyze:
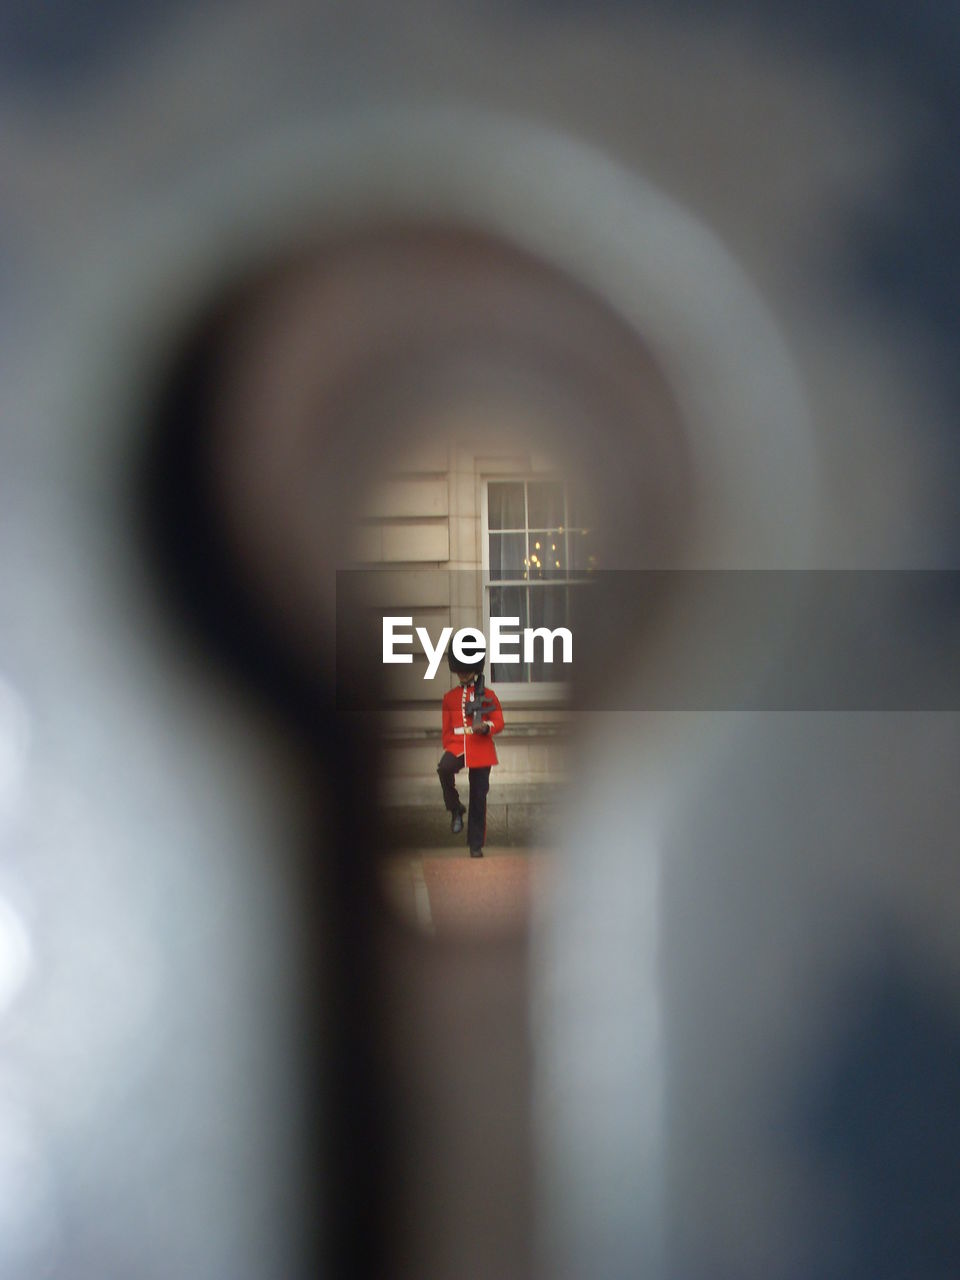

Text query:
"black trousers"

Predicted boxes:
[[437, 751, 491, 851]]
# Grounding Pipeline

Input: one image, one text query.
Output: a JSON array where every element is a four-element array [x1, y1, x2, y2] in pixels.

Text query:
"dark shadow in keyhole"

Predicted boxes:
[[135, 286, 391, 1280]]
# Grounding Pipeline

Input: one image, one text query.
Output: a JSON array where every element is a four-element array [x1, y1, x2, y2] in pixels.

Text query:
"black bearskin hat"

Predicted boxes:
[[446, 643, 485, 676]]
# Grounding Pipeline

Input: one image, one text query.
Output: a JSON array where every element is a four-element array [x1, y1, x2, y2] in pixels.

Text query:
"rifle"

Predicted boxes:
[[464, 672, 497, 732]]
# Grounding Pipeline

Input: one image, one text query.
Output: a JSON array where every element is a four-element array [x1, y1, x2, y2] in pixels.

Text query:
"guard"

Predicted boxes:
[[436, 646, 504, 857]]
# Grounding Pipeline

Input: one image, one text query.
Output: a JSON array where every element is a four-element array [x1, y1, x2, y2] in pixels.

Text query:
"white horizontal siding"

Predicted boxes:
[[361, 477, 448, 519], [381, 522, 449, 562]]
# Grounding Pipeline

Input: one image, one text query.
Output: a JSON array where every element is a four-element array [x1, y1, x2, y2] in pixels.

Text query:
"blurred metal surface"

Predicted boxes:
[[2, 3, 959, 1278]]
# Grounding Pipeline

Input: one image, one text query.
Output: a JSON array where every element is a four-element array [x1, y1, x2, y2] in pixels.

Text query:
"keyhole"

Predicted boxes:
[[137, 219, 693, 1278]]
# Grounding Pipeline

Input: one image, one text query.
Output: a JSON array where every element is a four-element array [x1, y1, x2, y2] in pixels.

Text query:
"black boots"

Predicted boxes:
[[469, 847, 483, 858], [450, 803, 466, 834]]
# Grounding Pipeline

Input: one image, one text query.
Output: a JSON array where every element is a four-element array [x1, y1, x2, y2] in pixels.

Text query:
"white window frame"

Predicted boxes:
[[480, 475, 581, 706]]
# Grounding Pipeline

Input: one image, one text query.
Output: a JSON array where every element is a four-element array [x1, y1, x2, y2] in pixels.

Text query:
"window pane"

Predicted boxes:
[[566, 485, 590, 531], [529, 584, 569, 630], [489, 532, 526, 580], [489, 586, 527, 683], [569, 527, 597, 573], [488, 481, 525, 530], [529, 531, 566, 579], [529, 586, 571, 682], [527, 481, 564, 529]]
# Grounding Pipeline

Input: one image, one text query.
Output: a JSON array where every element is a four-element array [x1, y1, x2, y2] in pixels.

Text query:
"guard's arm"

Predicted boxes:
[[482, 689, 505, 735], [441, 695, 455, 749]]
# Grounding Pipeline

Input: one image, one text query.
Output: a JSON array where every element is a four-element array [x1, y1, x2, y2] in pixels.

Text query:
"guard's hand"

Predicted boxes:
[[475, 722, 490, 735]]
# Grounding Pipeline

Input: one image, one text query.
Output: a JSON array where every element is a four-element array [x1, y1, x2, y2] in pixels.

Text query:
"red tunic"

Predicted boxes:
[[441, 680, 505, 767]]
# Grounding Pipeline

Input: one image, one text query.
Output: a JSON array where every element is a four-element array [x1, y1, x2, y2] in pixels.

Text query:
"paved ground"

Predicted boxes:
[[380, 848, 552, 939], [378, 848, 552, 1278]]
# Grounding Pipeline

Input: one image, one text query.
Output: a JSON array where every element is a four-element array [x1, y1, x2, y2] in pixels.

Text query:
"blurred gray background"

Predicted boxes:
[[1, 3, 959, 1278]]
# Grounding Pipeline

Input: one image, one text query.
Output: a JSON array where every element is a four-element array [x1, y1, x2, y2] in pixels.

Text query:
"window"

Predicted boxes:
[[483, 479, 594, 686]]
